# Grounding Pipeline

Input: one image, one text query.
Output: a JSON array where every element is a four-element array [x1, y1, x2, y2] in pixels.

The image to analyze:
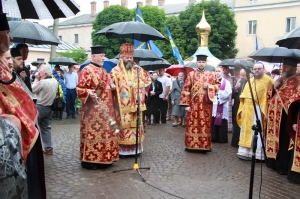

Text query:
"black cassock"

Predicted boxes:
[[267, 102, 300, 183]]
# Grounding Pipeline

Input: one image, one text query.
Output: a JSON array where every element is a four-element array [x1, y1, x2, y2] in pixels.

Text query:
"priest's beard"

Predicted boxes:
[[282, 71, 295, 78], [99, 61, 104, 67], [13, 62, 23, 71], [0, 43, 9, 54], [124, 61, 133, 70]]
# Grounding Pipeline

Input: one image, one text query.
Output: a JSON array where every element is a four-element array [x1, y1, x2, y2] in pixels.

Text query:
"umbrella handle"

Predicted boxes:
[[0, 71, 17, 85]]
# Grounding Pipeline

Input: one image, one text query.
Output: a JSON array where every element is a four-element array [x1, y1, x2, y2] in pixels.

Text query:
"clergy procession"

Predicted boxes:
[[1, 0, 300, 198]]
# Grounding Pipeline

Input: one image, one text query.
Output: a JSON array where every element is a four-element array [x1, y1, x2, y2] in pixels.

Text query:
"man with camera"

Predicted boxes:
[[32, 64, 58, 155]]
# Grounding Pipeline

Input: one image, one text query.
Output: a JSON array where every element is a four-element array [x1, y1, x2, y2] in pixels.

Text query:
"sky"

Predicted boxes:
[[28, 0, 192, 27]]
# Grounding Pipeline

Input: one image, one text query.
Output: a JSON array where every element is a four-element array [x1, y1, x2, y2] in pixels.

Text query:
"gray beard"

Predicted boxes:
[[125, 62, 132, 69]]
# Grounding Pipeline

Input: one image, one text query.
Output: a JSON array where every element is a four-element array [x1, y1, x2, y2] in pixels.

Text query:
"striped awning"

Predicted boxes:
[[1, 0, 80, 19]]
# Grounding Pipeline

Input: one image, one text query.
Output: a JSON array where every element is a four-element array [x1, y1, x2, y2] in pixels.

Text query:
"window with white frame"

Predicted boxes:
[[248, 20, 257, 35], [74, 34, 79, 43], [286, 17, 296, 32]]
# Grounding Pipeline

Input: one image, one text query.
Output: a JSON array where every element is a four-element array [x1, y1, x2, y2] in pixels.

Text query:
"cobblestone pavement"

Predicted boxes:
[[45, 117, 300, 199]]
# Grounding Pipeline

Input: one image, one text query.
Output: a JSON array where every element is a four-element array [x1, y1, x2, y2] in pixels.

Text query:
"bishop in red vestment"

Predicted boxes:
[[77, 46, 119, 169], [180, 55, 220, 151], [110, 43, 151, 156]]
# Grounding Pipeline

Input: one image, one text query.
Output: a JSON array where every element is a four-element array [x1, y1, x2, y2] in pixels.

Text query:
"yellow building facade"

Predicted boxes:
[[234, 0, 300, 58]]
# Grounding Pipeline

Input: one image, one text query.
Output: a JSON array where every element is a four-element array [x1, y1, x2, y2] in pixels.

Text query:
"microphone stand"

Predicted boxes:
[[113, 64, 150, 181], [243, 69, 268, 199]]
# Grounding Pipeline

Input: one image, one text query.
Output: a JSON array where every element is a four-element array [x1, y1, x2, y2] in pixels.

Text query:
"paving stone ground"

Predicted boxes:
[[45, 116, 300, 199]]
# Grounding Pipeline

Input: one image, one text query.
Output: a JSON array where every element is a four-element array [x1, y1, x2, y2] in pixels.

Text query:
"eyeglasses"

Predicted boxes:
[[253, 68, 263, 71]]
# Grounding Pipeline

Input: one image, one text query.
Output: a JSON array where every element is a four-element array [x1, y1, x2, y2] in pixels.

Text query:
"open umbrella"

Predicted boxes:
[[49, 57, 77, 65], [139, 59, 171, 71], [79, 58, 117, 73], [110, 58, 119, 65], [166, 65, 194, 77], [249, 47, 300, 63], [114, 49, 162, 61], [9, 21, 60, 45], [184, 62, 215, 72], [276, 27, 300, 49], [218, 59, 254, 68], [31, 60, 45, 66], [1, 0, 80, 19], [95, 21, 167, 42]]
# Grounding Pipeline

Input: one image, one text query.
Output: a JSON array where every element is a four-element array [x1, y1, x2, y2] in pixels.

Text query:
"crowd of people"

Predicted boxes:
[[1, 12, 300, 199]]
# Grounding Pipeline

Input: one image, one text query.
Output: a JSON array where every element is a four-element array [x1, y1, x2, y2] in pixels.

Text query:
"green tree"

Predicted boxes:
[[92, 5, 133, 58], [91, 5, 171, 60], [58, 49, 87, 64], [179, 0, 238, 59]]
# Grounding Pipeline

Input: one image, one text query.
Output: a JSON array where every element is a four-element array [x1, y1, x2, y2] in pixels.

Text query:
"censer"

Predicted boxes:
[[95, 97, 119, 134]]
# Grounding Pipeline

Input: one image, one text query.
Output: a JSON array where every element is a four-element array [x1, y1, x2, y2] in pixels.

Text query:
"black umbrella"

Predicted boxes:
[[110, 58, 119, 65], [219, 59, 254, 67], [31, 61, 45, 66], [276, 27, 300, 49], [1, 0, 80, 19], [95, 21, 167, 42], [114, 49, 163, 61], [9, 21, 60, 45], [249, 47, 300, 63], [184, 62, 215, 72], [139, 59, 171, 71], [49, 57, 77, 65]]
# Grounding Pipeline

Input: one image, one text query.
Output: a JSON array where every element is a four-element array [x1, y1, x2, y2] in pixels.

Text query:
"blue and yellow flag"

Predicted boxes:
[[166, 25, 184, 65], [134, 5, 163, 57]]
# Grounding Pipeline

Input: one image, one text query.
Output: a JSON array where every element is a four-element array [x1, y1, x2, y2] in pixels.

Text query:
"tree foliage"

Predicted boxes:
[[58, 49, 87, 64], [91, 0, 238, 62], [92, 5, 133, 58], [179, 0, 238, 59]]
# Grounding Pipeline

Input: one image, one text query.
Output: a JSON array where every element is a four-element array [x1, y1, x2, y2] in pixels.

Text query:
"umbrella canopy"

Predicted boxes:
[[95, 21, 167, 42], [49, 57, 77, 65], [184, 62, 215, 72], [276, 27, 300, 49], [249, 47, 300, 63], [110, 58, 119, 65], [166, 65, 194, 77], [79, 58, 117, 73], [139, 59, 171, 71], [1, 0, 80, 19], [9, 21, 60, 45], [218, 59, 254, 68], [31, 60, 45, 66], [114, 49, 162, 61]]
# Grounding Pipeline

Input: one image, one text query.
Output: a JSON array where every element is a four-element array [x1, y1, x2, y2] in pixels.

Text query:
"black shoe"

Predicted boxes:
[[120, 155, 126, 159], [66, 116, 70, 119], [278, 170, 288, 175], [81, 162, 98, 170], [72, 116, 77, 119]]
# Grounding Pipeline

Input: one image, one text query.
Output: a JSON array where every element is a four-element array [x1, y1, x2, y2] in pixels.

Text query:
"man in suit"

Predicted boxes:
[[145, 71, 163, 125], [231, 69, 247, 147]]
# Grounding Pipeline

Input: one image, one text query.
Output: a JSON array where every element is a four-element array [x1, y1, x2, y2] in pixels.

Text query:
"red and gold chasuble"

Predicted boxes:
[[77, 64, 119, 164], [110, 60, 151, 145], [0, 62, 39, 161], [180, 70, 220, 150], [266, 75, 300, 173]]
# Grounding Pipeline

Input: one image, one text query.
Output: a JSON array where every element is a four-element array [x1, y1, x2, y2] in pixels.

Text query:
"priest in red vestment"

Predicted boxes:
[[180, 55, 220, 151], [77, 46, 119, 169], [0, 13, 46, 198], [266, 57, 300, 183], [110, 43, 151, 157]]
